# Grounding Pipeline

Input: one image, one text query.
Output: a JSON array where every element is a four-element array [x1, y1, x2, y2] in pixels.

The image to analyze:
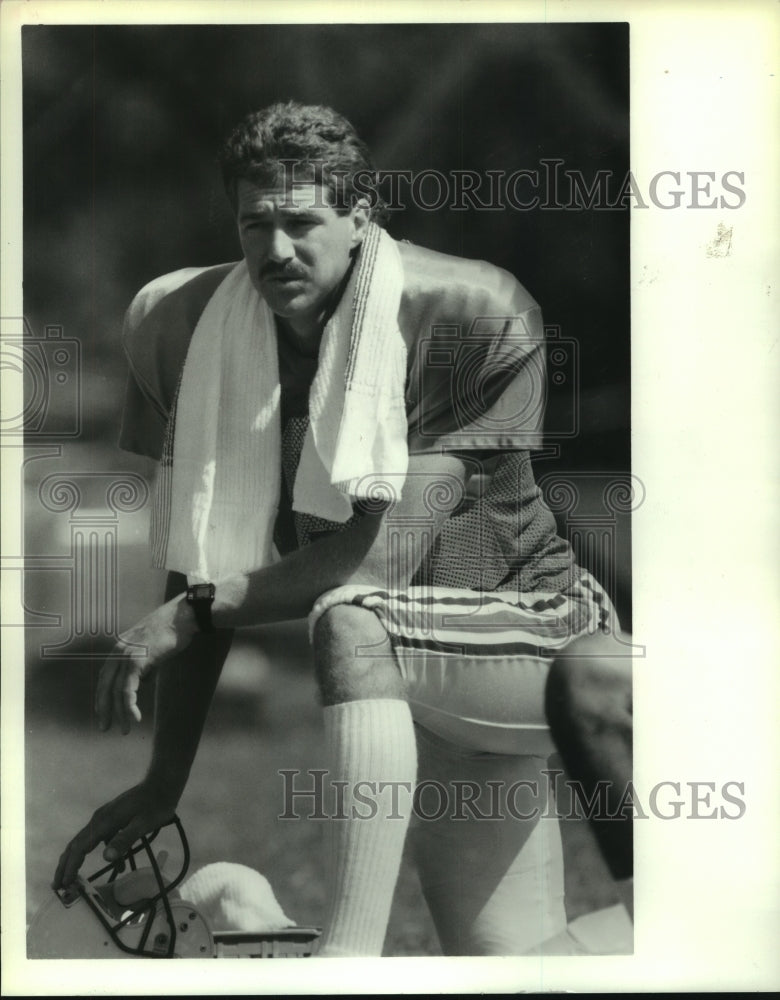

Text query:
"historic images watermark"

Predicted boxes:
[[351, 165, 747, 212], [277, 768, 747, 822], [258, 159, 746, 212]]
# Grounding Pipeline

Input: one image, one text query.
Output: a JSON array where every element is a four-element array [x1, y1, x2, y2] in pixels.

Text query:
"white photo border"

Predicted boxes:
[[2, 0, 778, 994]]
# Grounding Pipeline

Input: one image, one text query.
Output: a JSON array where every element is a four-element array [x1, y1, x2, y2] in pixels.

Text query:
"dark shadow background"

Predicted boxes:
[[21, 22, 631, 953], [23, 22, 629, 462]]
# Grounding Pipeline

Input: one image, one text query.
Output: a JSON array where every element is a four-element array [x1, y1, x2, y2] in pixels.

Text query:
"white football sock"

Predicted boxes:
[[318, 698, 418, 957]]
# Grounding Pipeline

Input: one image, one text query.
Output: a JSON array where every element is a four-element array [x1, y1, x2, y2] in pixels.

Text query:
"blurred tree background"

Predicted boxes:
[[23, 21, 629, 465], [21, 22, 630, 956]]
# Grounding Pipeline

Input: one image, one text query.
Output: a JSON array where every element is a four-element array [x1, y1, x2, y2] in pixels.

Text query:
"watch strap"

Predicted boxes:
[[186, 582, 216, 633]]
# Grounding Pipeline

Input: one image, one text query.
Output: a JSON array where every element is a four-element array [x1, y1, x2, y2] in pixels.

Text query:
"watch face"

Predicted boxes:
[[189, 583, 215, 601]]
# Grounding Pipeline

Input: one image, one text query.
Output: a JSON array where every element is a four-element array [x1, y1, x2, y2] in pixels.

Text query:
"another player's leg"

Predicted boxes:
[[545, 630, 634, 902], [524, 629, 634, 956], [312, 603, 417, 957]]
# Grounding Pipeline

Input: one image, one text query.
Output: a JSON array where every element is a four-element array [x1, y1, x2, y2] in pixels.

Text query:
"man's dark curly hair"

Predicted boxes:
[[218, 101, 387, 224]]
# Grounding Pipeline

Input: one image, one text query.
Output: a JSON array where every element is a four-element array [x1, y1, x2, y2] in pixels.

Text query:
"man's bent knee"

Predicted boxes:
[[545, 634, 632, 736], [312, 603, 401, 705]]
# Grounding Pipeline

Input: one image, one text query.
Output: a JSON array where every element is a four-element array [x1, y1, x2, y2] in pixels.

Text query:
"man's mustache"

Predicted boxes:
[[260, 263, 307, 280]]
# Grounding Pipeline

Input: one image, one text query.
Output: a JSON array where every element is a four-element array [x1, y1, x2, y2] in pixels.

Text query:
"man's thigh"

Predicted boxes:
[[309, 575, 614, 755]]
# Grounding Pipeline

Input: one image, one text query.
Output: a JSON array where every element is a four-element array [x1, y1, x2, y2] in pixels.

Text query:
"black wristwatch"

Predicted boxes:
[[186, 582, 216, 633]]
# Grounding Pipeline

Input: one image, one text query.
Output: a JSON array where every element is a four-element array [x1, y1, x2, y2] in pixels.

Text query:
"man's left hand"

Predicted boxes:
[[95, 597, 198, 734]]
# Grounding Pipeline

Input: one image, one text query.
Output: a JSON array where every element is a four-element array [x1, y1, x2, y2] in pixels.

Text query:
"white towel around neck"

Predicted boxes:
[[150, 223, 408, 583]]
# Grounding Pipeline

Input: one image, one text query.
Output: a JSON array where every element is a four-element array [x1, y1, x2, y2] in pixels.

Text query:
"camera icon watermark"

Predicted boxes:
[[542, 326, 580, 439], [413, 315, 579, 445], [0, 316, 81, 438]]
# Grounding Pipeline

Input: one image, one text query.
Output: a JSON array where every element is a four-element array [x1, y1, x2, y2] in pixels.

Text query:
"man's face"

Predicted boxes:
[[236, 179, 368, 335]]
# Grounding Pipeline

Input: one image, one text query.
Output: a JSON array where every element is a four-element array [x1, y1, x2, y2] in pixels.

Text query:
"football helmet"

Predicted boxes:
[[27, 815, 322, 959], [27, 816, 213, 959]]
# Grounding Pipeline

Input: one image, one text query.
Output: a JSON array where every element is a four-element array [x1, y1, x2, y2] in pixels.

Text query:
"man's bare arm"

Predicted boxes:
[[53, 573, 233, 889], [94, 453, 468, 733], [57, 454, 466, 885]]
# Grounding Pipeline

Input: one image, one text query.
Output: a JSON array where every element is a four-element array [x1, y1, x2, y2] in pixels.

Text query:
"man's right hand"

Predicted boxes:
[[53, 780, 181, 891]]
